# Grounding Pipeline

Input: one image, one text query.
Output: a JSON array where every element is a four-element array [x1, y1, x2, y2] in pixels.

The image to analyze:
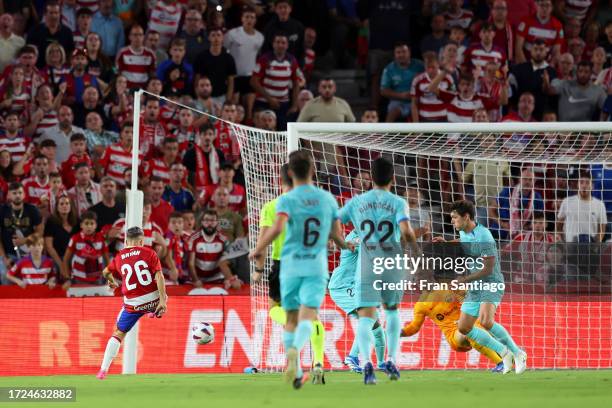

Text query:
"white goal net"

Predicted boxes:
[[235, 121, 612, 371]]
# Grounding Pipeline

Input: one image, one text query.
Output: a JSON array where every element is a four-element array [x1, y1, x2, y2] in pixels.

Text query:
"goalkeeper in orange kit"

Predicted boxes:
[[401, 289, 503, 371]]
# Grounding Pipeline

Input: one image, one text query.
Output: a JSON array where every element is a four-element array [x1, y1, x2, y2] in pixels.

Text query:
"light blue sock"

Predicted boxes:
[[293, 320, 313, 352], [489, 322, 520, 354], [292, 321, 313, 379], [283, 331, 295, 353], [357, 317, 376, 364], [466, 326, 507, 355], [372, 324, 386, 365], [349, 336, 360, 358], [385, 309, 400, 363]]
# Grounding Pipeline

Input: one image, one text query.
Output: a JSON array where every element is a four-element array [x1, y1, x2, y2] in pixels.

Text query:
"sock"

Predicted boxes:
[[100, 336, 121, 371], [282, 331, 295, 353], [293, 321, 313, 379], [372, 325, 386, 365], [468, 339, 502, 364], [357, 317, 376, 364], [269, 306, 287, 326], [310, 320, 325, 366], [466, 326, 507, 355], [488, 322, 520, 354], [385, 309, 400, 363], [348, 336, 360, 358]]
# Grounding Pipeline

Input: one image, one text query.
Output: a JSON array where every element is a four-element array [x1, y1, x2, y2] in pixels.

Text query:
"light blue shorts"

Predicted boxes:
[[388, 100, 411, 117], [329, 286, 356, 315], [281, 275, 328, 311], [460, 289, 504, 317]]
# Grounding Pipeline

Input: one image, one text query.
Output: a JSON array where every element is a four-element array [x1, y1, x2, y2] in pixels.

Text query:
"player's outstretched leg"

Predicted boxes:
[[310, 319, 326, 384], [357, 315, 377, 385], [384, 308, 401, 380], [488, 322, 527, 374], [98, 332, 124, 379]]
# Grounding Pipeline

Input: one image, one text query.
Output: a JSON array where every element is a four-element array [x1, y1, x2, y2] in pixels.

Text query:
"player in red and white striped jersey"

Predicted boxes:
[[147, 0, 183, 51], [7, 234, 56, 288], [116, 25, 156, 89], [139, 98, 167, 159], [0, 112, 29, 163], [188, 209, 239, 289], [97, 226, 167, 380], [99, 122, 143, 187], [516, 0, 564, 63], [444, 0, 474, 29], [463, 23, 507, 76], [23, 155, 52, 207], [411, 56, 455, 122], [62, 211, 110, 285]]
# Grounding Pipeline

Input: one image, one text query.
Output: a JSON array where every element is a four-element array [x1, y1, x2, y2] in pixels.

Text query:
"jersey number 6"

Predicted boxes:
[[303, 217, 321, 247], [121, 260, 153, 290]]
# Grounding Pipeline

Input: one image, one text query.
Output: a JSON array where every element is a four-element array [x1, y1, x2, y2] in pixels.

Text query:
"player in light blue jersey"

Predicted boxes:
[[339, 157, 421, 385], [250, 150, 352, 389], [433, 200, 527, 375], [328, 230, 387, 373]]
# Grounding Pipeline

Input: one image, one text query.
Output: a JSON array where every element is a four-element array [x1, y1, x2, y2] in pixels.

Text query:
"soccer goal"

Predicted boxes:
[[235, 121, 612, 371]]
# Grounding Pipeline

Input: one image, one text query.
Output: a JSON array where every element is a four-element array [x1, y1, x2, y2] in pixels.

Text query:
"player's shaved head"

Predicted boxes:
[[288, 150, 313, 181], [371, 157, 394, 186]]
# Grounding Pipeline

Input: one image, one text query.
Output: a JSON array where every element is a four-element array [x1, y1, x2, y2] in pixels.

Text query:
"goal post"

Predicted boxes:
[[237, 120, 612, 371]]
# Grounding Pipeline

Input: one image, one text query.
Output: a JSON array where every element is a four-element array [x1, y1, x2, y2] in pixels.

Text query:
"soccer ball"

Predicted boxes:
[[192, 322, 215, 345]]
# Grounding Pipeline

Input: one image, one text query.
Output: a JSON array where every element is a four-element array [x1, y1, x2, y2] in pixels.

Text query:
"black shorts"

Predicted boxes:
[[234, 76, 253, 95], [268, 260, 281, 303]]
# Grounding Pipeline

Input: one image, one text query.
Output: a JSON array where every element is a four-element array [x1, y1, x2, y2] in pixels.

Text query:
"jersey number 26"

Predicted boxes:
[[121, 260, 153, 290]]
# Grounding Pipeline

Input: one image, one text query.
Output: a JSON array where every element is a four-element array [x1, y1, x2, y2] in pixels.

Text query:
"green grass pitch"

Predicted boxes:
[[1, 370, 611, 408]]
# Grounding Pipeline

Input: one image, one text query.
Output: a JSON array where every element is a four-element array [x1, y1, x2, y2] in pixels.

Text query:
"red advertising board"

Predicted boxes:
[[1, 296, 611, 376]]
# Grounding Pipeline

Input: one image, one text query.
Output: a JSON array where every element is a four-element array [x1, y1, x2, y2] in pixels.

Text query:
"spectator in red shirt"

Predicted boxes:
[[250, 32, 301, 130], [516, 0, 564, 64], [23, 155, 51, 208], [163, 211, 185, 283], [214, 102, 240, 163], [7, 234, 57, 289], [147, 176, 174, 232], [171, 108, 196, 154], [139, 97, 167, 159], [116, 24, 156, 90], [144, 137, 180, 185], [198, 163, 246, 216], [471, 0, 514, 62], [62, 210, 110, 287], [60, 133, 92, 189], [188, 208, 240, 289], [463, 23, 507, 76], [183, 123, 225, 193]]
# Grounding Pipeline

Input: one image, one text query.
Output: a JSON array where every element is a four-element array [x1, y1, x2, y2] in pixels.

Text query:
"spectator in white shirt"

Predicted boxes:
[[0, 14, 25, 72], [558, 171, 607, 243]]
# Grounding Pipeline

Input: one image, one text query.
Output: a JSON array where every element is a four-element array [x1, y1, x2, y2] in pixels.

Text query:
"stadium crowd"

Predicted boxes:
[[0, 0, 610, 292]]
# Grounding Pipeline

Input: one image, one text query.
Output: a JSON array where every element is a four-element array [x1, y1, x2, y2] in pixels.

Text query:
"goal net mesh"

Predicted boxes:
[[234, 123, 612, 371]]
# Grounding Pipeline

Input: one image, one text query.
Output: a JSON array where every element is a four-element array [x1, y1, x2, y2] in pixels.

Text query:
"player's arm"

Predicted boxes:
[[154, 268, 168, 317], [458, 255, 495, 283], [400, 305, 426, 337], [102, 265, 118, 289], [400, 220, 421, 256], [329, 219, 351, 251], [249, 214, 287, 260]]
